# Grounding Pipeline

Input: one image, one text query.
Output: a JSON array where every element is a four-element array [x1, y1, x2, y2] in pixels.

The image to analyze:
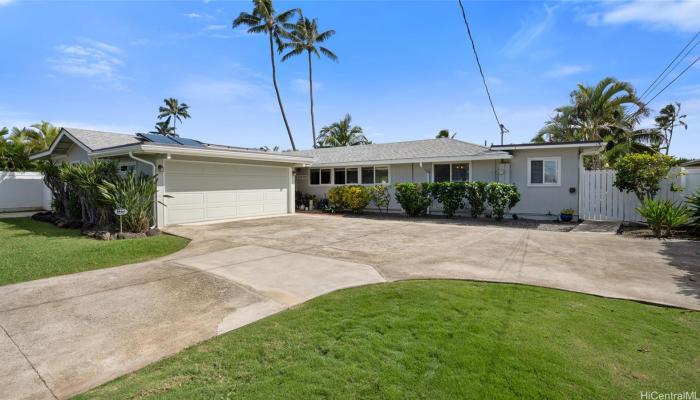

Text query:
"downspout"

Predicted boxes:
[[128, 152, 158, 229]]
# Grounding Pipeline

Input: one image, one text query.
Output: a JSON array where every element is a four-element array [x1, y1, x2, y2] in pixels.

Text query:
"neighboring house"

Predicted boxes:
[[31, 128, 602, 226], [680, 159, 700, 169], [31, 127, 313, 227], [295, 138, 603, 219]]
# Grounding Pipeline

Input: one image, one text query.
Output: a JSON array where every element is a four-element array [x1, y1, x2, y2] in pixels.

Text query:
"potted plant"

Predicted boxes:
[[560, 208, 575, 222]]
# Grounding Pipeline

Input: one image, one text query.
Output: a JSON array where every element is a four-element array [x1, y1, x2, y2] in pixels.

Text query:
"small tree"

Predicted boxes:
[[613, 153, 675, 202], [369, 185, 390, 215]]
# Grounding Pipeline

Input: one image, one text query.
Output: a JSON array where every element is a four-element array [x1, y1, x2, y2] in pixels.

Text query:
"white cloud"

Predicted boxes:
[[291, 78, 322, 94], [502, 4, 557, 56], [47, 39, 128, 90], [0, 0, 13, 6], [184, 12, 202, 18], [203, 24, 227, 31], [589, 0, 700, 32], [544, 65, 589, 78]]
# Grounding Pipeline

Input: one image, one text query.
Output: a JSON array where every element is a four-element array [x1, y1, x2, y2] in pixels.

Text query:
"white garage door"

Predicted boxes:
[[165, 160, 289, 225]]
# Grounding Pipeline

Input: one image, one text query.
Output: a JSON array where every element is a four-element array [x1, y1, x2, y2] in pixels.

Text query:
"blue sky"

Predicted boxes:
[[0, 0, 698, 157]]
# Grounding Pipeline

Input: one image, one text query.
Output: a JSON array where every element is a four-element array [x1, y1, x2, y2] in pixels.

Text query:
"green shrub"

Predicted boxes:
[[465, 181, 488, 218], [97, 172, 158, 233], [342, 185, 371, 214], [428, 182, 467, 218], [636, 199, 690, 238], [485, 183, 520, 221], [59, 160, 118, 225], [327, 186, 348, 210], [369, 185, 391, 215], [613, 153, 676, 202], [394, 183, 432, 217], [688, 188, 700, 228], [295, 191, 316, 209]]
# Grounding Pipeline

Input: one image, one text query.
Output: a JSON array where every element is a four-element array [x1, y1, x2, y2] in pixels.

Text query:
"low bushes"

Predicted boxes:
[[427, 182, 467, 218], [637, 199, 690, 238], [465, 181, 488, 218], [395, 183, 432, 217], [98, 173, 158, 233], [687, 188, 700, 228], [328, 185, 370, 213], [485, 183, 520, 221]]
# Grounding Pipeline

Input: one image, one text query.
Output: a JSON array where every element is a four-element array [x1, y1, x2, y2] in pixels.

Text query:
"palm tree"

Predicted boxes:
[[536, 77, 648, 143], [157, 98, 190, 136], [282, 15, 337, 148], [318, 114, 370, 147], [233, 0, 298, 150], [150, 119, 176, 136], [21, 121, 60, 152], [654, 102, 687, 155]]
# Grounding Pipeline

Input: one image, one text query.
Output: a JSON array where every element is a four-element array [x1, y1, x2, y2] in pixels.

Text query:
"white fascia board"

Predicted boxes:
[[29, 128, 93, 160], [308, 153, 512, 167], [492, 143, 604, 151], [90, 144, 314, 166]]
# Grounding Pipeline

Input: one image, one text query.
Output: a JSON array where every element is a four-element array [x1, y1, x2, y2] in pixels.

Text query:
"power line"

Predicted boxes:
[[640, 30, 700, 100], [457, 0, 507, 144], [643, 54, 700, 106]]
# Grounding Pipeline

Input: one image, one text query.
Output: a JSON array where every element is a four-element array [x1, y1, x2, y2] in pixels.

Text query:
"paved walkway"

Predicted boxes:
[[571, 219, 622, 234], [1, 214, 698, 399]]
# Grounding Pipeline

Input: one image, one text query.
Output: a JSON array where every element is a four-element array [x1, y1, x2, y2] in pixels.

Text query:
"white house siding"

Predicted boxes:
[[66, 145, 90, 163], [296, 160, 498, 213], [506, 147, 580, 217]]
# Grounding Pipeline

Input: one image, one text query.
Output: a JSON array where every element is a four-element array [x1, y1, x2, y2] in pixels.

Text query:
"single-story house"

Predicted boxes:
[[32, 127, 602, 226], [680, 159, 700, 168], [294, 139, 604, 218], [31, 127, 313, 227]]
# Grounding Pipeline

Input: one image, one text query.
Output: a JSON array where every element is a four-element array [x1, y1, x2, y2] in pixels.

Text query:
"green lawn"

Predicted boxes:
[[0, 217, 189, 286], [79, 281, 699, 400]]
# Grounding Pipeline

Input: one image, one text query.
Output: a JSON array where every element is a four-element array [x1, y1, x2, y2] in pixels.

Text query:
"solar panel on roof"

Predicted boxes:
[[171, 137, 205, 147], [137, 133, 180, 145]]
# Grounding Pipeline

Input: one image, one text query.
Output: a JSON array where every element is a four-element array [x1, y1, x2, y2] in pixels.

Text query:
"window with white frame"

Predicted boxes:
[[332, 167, 360, 185], [118, 161, 136, 175], [346, 168, 358, 184], [309, 168, 332, 185], [528, 157, 560, 186], [433, 162, 470, 182]]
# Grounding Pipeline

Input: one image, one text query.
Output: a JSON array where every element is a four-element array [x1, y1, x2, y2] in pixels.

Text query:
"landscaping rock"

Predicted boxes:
[[116, 232, 147, 240], [145, 228, 161, 237], [95, 231, 111, 241]]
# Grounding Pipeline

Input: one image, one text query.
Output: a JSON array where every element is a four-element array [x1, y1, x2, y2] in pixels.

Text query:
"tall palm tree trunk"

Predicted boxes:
[[307, 50, 317, 148], [268, 33, 296, 151]]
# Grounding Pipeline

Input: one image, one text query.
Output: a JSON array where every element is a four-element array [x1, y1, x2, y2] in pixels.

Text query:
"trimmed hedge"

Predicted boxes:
[[485, 183, 520, 221], [427, 182, 467, 218], [395, 183, 432, 217], [328, 185, 371, 213], [465, 181, 488, 218]]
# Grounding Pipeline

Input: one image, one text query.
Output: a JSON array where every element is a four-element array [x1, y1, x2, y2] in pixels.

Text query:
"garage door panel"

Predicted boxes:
[[165, 161, 289, 225]]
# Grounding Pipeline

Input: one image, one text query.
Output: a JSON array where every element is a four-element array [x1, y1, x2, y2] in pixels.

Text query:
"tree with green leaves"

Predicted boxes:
[[613, 153, 675, 202], [654, 102, 687, 155], [150, 119, 175, 136], [436, 129, 456, 139], [157, 98, 190, 136], [282, 15, 337, 148], [233, 0, 298, 150], [318, 114, 370, 147]]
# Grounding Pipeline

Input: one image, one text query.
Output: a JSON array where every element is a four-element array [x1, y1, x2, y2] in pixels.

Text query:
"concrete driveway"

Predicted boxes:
[[1, 214, 698, 399]]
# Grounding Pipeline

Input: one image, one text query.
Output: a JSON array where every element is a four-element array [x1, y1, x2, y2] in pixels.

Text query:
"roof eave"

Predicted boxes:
[[90, 144, 314, 166], [308, 153, 512, 167], [491, 142, 604, 151]]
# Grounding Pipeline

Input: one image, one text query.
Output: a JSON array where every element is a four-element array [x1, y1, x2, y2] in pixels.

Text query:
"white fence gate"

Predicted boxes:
[[579, 167, 699, 222], [0, 172, 52, 212]]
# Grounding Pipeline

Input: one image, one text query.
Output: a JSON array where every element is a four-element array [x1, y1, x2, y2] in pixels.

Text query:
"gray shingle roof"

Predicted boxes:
[[64, 127, 141, 151], [292, 138, 509, 166]]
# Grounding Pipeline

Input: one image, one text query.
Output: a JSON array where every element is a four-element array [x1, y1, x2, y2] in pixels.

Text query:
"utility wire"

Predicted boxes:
[[640, 30, 700, 100], [643, 54, 700, 106], [457, 0, 507, 144]]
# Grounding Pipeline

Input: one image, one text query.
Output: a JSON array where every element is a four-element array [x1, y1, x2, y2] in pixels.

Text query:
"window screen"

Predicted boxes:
[[346, 168, 358, 184], [434, 164, 450, 182], [320, 169, 332, 184], [361, 167, 374, 184], [530, 160, 543, 184], [451, 163, 469, 182], [310, 169, 320, 185], [375, 167, 389, 184], [334, 169, 346, 185]]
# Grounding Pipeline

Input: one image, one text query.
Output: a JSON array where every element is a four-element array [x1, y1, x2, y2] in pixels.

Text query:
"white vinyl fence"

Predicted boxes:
[[0, 172, 52, 212], [579, 167, 699, 222]]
